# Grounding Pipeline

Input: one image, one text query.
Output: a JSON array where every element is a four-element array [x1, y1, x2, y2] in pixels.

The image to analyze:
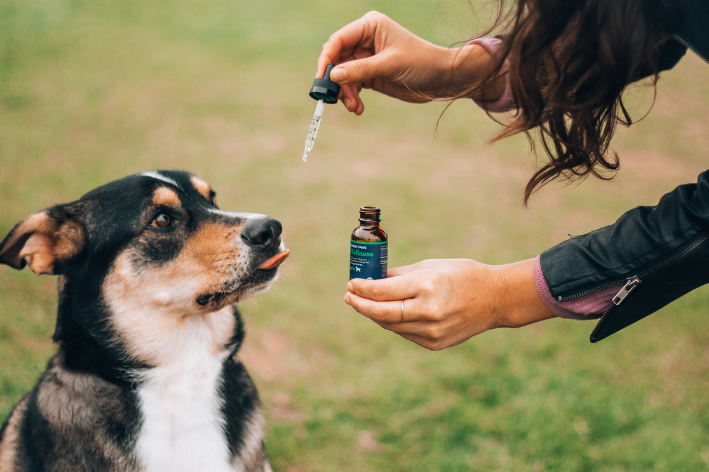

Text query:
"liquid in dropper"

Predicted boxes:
[[303, 99, 325, 162], [304, 63, 340, 161]]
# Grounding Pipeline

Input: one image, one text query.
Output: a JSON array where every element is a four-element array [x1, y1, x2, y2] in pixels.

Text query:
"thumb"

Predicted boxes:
[[387, 264, 420, 277], [330, 55, 390, 84]]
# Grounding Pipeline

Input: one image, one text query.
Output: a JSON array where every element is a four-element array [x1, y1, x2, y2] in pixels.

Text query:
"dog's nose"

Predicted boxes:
[[241, 217, 282, 251]]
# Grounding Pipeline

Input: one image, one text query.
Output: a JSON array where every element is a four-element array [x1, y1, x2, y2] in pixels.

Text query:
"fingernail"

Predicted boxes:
[[343, 98, 351, 109], [331, 68, 346, 82], [344, 293, 351, 305], [347, 281, 353, 291]]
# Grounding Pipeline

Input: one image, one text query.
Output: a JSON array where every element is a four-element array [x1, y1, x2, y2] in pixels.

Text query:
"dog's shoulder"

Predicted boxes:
[[6, 354, 143, 471], [222, 303, 264, 464], [220, 355, 268, 472], [222, 303, 268, 470], [0, 391, 32, 472]]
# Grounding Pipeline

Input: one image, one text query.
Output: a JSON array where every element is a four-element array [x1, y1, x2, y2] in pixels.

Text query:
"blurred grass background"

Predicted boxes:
[[0, 0, 708, 470]]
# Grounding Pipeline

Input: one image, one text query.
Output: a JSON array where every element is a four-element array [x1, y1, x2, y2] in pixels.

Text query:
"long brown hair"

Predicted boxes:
[[471, 0, 684, 204]]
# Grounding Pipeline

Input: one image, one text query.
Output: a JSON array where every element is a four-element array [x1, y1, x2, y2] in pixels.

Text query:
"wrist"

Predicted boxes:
[[444, 44, 507, 101], [494, 258, 556, 328], [428, 45, 467, 98]]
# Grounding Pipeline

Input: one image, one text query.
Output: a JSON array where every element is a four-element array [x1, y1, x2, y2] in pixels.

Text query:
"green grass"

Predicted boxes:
[[1, 0, 708, 470]]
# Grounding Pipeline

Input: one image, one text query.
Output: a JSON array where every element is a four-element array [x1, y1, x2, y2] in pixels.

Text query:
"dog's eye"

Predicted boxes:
[[152, 213, 172, 228]]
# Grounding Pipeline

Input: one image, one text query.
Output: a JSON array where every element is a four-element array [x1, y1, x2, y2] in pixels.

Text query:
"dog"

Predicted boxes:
[[0, 170, 289, 471]]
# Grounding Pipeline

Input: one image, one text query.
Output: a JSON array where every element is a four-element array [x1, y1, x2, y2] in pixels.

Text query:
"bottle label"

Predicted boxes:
[[350, 240, 388, 280]]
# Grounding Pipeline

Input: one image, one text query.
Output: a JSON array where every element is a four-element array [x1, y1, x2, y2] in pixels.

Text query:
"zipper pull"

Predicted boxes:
[[612, 276, 641, 306]]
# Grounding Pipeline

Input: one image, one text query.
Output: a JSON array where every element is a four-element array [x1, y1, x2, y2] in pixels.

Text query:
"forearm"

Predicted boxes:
[[441, 44, 508, 101], [495, 258, 556, 328]]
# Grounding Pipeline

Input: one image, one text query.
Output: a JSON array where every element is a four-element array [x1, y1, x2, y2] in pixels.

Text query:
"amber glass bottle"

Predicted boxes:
[[350, 206, 388, 280]]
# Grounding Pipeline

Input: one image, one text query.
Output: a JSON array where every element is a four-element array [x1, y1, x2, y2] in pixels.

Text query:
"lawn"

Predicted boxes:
[[0, 0, 708, 470]]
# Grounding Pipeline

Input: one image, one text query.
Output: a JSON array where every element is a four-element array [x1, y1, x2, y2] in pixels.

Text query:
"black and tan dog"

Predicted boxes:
[[0, 170, 289, 471]]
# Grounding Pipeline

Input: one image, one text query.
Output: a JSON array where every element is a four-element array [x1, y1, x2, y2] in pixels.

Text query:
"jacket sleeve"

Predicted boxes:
[[630, 37, 687, 83], [539, 170, 709, 342]]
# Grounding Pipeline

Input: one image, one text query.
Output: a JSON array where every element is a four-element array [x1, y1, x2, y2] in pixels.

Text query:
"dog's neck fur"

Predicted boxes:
[[53, 275, 145, 390], [51, 276, 250, 472], [130, 309, 239, 472], [53, 274, 244, 387]]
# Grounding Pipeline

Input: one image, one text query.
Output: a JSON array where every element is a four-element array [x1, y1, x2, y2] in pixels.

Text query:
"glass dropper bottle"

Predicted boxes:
[[303, 64, 340, 162], [350, 206, 388, 280]]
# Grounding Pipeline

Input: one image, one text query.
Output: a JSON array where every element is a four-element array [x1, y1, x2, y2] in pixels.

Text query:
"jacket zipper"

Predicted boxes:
[[673, 34, 709, 64], [610, 275, 641, 305], [589, 233, 709, 341], [555, 280, 623, 303]]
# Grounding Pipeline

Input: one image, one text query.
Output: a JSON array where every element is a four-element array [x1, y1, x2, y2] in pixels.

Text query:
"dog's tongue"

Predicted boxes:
[[258, 249, 290, 270]]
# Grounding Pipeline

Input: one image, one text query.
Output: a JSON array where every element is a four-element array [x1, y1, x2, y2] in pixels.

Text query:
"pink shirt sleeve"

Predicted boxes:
[[533, 256, 620, 320], [466, 38, 516, 113]]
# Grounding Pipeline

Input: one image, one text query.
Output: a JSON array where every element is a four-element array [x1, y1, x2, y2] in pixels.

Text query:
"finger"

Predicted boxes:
[[352, 45, 375, 60], [375, 317, 486, 342], [347, 273, 419, 301], [340, 84, 359, 113], [373, 320, 436, 338], [345, 292, 405, 323], [387, 266, 416, 278], [317, 16, 375, 78], [347, 288, 432, 323], [342, 85, 365, 115], [330, 54, 390, 85], [340, 85, 365, 114], [352, 86, 364, 114], [354, 96, 364, 116], [397, 332, 444, 351], [387, 263, 425, 277], [387, 260, 445, 277]]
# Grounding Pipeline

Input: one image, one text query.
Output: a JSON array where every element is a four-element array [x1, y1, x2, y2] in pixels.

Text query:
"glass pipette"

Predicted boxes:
[[303, 99, 325, 161], [303, 64, 340, 162]]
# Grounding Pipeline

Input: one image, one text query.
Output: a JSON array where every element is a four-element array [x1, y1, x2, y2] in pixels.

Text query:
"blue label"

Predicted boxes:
[[350, 240, 388, 280]]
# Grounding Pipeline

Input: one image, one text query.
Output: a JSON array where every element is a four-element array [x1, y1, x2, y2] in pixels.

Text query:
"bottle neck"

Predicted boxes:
[[359, 206, 381, 224], [358, 221, 380, 229]]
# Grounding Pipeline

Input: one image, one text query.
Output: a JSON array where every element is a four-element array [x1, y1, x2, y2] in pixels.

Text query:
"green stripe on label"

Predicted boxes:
[[350, 240, 388, 245]]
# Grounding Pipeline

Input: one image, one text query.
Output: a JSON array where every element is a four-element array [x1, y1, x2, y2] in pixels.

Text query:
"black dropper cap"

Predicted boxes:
[[309, 64, 341, 104]]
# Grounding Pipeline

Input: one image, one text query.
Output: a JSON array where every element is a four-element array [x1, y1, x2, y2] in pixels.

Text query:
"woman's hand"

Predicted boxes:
[[317, 11, 506, 115], [344, 258, 555, 350]]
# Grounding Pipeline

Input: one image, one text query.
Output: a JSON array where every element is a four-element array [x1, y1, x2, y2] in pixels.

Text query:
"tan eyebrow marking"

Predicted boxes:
[[190, 176, 212, 202], [152, 187, 181, 207]]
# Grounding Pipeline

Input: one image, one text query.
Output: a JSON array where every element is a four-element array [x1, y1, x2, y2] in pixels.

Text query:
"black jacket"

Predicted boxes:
[[539, 0, 709, 342]]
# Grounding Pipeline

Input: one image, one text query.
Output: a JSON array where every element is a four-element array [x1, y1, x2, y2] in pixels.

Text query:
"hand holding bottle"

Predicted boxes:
[[344, 258, 555, 350], [317, 11, 506, 115]]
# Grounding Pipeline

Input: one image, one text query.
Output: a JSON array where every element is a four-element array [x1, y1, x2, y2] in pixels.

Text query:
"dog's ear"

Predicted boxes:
[[0, 205, 85, 275]]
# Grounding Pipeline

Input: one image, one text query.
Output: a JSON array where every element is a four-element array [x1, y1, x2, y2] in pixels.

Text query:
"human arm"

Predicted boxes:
[[344, 258, 555, 350], [316, 11, 507, 115], [345, 168, 709, 348], [317, 12, 686, 118], [538, 170, 709, 342]]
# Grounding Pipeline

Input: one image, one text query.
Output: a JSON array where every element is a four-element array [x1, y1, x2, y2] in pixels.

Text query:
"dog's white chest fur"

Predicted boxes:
[[134, 320, 233, 472]]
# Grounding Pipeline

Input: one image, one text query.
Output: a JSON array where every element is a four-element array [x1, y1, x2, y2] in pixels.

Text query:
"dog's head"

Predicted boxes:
[[0, 170, 288, 370]]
